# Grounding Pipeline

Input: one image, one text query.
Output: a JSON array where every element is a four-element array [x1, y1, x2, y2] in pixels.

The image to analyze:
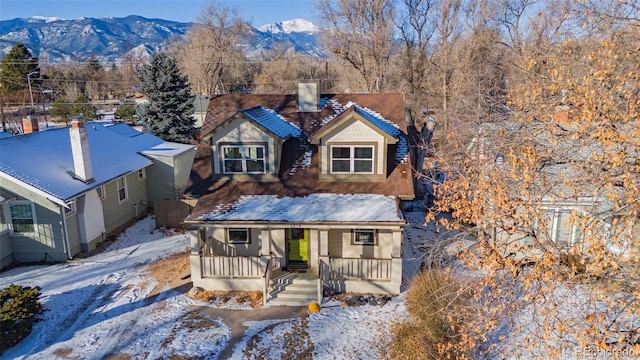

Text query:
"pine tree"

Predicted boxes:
[[136, 52, 195, 143], [0, 43, 39, 96]]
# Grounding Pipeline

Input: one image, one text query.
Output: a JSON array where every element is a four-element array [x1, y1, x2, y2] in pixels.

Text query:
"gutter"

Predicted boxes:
[[59, 205, 73, 260]]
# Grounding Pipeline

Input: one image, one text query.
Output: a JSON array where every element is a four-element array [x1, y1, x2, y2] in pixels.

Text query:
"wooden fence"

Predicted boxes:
[[153, 199, 195, 229]]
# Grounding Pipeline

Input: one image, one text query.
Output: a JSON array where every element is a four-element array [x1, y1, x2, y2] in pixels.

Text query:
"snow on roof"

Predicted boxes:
[[240, 106, 302, 140], [141, 141, 195, 158], [0, 123, 173, 201], [198, 193, 403, 222]]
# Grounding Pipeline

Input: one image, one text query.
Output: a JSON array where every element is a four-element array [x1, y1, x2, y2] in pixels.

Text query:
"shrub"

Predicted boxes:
[[389, 269, 470, 359], [0, 284, 43, 354]]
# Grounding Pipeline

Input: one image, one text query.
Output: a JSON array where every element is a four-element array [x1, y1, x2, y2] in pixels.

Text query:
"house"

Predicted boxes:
[[0, 118, 195, 268], [183, 83, 415, 305], [471, 118, 639, 262]]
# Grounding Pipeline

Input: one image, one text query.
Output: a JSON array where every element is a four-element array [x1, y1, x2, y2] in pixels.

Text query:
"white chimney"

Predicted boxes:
[[69, 120, 94, 183], [297, 79, 321, 112]]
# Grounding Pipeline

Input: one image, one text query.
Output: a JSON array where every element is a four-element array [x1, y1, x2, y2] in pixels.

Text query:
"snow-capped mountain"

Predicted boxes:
[[0, 16, 324, 64], [257, 18, 319, 34]]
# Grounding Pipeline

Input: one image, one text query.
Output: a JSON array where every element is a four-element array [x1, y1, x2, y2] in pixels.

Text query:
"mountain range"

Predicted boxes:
[[0, 16, 323, 64]]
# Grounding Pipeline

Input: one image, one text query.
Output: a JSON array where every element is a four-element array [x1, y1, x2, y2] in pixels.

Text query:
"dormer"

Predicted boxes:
[[309, 104, 402, 182], [205, 106, 301, 181]]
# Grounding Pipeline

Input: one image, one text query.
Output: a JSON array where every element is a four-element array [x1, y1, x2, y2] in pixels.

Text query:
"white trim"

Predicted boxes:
[[221, 145, 266, 174], [353, 229, 376, 245], [0, 171, 67, 207], [64, 199, 76, 217], [227, 228, 250, 244], [117, 176, 129, 204], [330, 145, 375, 174], [6, 200, 39, 235], [96, 185, 106, 200]]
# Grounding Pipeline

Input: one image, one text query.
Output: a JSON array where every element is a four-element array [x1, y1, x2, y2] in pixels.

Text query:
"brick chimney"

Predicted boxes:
[[69, 120, 94, 183], [22, 116, 39, 134]]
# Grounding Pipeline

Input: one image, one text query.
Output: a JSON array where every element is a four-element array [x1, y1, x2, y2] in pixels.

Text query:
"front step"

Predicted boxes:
[[269, 272, 319, 306]]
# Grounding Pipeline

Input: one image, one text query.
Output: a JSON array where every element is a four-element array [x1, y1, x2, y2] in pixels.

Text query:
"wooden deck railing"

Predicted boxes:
[[329, 258, 392, 280], [200, 255, 263, 278]]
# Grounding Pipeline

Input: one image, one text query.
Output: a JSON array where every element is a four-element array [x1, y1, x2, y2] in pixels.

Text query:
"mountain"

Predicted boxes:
[[0, 16, 324, 64]]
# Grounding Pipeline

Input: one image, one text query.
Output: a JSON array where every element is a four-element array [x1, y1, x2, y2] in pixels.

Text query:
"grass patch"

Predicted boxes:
[[190, 290, 263, 308], [389, 269, 470, 359]]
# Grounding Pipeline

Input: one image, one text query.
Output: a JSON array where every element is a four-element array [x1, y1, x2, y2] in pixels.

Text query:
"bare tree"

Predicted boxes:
[[171, 0, 250, 95], [317, 0, 396, 93]]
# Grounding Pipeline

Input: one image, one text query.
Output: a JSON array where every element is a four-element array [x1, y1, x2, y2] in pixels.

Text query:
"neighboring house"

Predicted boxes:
[[183, 82, 415, 305], [0, 118, 195, 268], [472, 119, 639, 260], [192, 95, 210, 129]]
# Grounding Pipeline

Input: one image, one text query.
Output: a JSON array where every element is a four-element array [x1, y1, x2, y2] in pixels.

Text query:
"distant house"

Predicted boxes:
[[472, 119, 639, 261], [0, 118, 195, 268], [192, 95, 210, 129], [183, 82, 415, 305]]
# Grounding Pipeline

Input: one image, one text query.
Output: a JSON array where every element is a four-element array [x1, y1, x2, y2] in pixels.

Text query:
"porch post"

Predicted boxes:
[[318, 228, 330, 281], [390, 229, 403, 294], [259, 229, 271, 256], [391, 229, 403, 258], [188, 228, 203, 286]]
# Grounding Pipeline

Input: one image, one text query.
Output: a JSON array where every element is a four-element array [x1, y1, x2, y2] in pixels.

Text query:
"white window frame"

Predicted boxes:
[[96, 185, 106, 200], [330, 145, 374, 174], [353, 229, 376, 245], [64, 199, 76, 217], [117, 176, 129, 204], [227, 228, 250, 244], [6, 200, 38, 235], [541, 207, 583, 247], [221, 145, 266, 174], [137, 168, 146, 182]]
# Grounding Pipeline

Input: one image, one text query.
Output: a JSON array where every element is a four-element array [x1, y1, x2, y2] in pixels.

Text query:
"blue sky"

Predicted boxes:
[[0, 0, 318, 26]]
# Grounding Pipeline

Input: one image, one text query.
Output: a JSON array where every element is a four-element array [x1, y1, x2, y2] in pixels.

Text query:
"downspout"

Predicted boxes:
[[59, 205, 73, 260]]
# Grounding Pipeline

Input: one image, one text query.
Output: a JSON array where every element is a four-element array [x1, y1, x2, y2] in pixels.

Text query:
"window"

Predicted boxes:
[[96, 185, 106, 200], [353, 229, 376, 245], [227, 228, 250, 244], [539, 208, 583, 248], [117, 177, 128, 203], [222, 145, 266, 174], [331, 146, 374, 173], [8, 201, 36, 234], [137, 169, 146, 181], [64, 199, 76, 217]]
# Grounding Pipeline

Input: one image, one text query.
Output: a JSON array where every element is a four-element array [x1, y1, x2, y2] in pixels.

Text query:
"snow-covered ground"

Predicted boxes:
[[1, 209, 441, 359]]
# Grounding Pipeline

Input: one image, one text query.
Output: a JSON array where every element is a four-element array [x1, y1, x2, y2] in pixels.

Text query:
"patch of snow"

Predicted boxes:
[[257, 18, 318, 34], [198, 194, 404, 222]]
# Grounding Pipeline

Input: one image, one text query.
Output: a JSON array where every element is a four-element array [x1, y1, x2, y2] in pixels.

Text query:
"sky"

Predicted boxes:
[[0, 0, 318, 27]]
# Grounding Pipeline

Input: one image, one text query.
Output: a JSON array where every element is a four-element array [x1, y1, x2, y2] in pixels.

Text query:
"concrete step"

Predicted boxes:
[[269, 273, 319, 306]]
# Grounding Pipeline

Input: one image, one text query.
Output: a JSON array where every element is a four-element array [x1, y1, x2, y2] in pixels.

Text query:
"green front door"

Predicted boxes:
[[287, 228, 309, 262]]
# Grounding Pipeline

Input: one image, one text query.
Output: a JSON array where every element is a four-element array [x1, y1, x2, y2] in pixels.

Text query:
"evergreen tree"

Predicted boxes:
[[115, 99, 137, 124], [136, 52, 195, 143], [50, 97, 71, 122], [0, 43, 39, 96], [71, 95, 97, 120]]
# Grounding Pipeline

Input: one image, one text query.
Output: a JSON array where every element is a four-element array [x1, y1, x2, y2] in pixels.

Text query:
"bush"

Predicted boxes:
[[389, 269, 469, 359], [0, 284, 43, 354]]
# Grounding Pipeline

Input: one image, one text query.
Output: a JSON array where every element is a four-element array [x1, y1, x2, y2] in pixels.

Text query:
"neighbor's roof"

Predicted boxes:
[[0, 122, 188, 203], [195, 193, 404, 223], [186, 93, 414, 220]]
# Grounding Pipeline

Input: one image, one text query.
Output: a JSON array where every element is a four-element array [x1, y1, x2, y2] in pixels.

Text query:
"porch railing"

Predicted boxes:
[[200, 255, 263, 278], [329, 257, 392, 280]]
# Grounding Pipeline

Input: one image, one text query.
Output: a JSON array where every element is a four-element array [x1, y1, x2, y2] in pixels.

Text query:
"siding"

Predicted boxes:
[[211, 117, 278, 175], [100, 172, 149, 235], [320, 118, 386, 175], [0, 182, 68, 263], [327, 229, 393, 259]]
